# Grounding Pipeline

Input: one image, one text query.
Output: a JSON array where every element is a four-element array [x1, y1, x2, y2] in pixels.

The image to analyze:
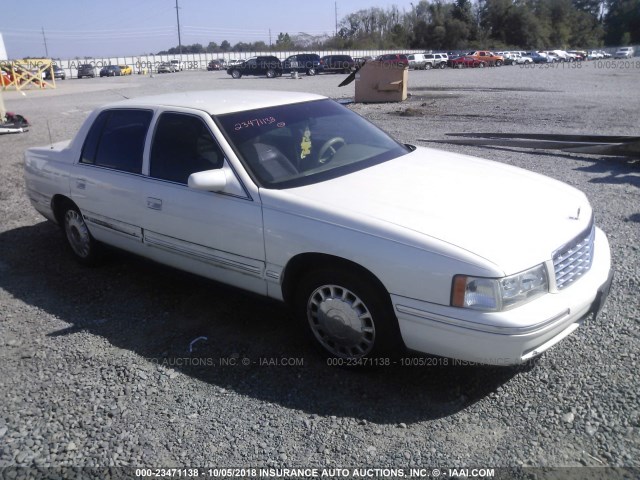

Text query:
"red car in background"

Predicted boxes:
[[376, 53, 409, 67], [447, 56, 486, 68]]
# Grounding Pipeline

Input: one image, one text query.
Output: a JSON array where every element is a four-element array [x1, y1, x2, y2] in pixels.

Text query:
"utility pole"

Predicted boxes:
[[335, 2, 338, 36], [175, 0, 182, 56], [42, 27, 49, 58], [269, 29, 272, 48]]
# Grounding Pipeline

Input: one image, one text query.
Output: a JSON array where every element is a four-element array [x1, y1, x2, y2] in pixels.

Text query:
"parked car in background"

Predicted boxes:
[[407, 54, 427, 69], [157, 63, 173, 74], [375, 53, 409, 67], [353, 56, 374, 67], [170, 60, 182, 71], [448, 56, 485, 68], [497, 51, 518, 65], [542, 51, 561, 62], [44, 65, 66, 80], [227, 56, 282, 78], [118, 65, 132, 75], [467, 51, 504, 66], [319, 55, 355, 74], [527, 51, 552, 63], [23, 89, 612, 364], [423, 53, 448, 69], [207, 60, 223, 71], [509, 52, 533, 64], [599, 50, 612, 58], [567, 50, 587, 61], [614, 47, 634, 59], [99, 65, 121, 77], [550, 50, 576, 62], [77, 64, 95, 78], [587, 50, 602, 60], [282, 53, 321, 76]]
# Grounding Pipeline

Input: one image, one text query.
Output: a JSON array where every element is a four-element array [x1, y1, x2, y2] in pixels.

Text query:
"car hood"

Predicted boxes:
[[266, 146, 592, 274]]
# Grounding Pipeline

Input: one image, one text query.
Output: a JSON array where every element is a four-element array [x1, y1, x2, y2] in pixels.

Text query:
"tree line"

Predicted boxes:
[[157, 0, 638, 54]]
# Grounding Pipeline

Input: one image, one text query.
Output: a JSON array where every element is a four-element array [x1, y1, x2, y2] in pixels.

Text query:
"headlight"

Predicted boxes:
[[452, 264, 548, 311]]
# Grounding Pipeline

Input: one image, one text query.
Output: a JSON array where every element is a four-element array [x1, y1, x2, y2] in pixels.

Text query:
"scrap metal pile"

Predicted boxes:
[[422, 133, 640, 158]]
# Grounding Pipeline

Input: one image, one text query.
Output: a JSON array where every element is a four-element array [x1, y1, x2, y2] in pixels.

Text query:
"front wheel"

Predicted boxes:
[[231, 69, 241, 79], [266, 69, 276, 78], [295, 269, 402, 360], [62, 205, 102, 266], [424, 63, 432, 70], [495, 60, 503, 66], [307, 68, 316, 76]]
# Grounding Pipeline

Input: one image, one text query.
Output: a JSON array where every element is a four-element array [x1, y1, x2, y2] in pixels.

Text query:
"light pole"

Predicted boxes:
[[175, 0, 182, 56]]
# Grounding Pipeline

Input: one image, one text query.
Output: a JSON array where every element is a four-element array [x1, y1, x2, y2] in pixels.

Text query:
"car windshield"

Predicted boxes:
[[216, 99, 409, 189]]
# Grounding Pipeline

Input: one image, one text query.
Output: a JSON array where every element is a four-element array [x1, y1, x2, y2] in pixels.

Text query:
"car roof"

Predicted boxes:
[[107, 90, 327, 116]]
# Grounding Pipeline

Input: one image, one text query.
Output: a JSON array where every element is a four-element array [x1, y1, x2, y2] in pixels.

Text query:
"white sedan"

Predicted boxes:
[[24, 90, 613, 365]]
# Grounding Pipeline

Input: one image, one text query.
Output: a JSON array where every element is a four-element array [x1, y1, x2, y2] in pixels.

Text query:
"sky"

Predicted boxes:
[[1, 0, 418, 59]]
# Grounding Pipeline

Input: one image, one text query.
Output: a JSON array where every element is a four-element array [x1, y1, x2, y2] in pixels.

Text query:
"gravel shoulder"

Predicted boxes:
[[1, 64, 639, 472]]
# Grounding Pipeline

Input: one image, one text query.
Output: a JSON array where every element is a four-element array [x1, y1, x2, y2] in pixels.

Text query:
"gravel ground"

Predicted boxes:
[[0, 64, 639, 477]]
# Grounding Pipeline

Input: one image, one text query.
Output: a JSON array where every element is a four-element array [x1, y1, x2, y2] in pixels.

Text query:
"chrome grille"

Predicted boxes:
[[553, 222, 595, 290]]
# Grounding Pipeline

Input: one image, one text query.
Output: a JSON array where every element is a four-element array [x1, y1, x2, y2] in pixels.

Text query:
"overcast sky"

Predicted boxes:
[[1, 0, 417, 59]]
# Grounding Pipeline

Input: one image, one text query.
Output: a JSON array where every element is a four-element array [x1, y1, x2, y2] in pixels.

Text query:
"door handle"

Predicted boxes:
[[75, 178, 86, 190], [146, 197, 162, 210]]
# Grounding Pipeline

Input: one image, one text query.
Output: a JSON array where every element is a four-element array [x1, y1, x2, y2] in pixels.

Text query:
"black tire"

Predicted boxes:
[[294, 268, 403, 360], [478, 62, 486, 68], [307, 68, 316, 76], [266, 69, 276, 78], [424, 63, 432, 70], [495, 60, 503, 66], [439, 62, 446, 69], [231, 69, 241, 79], [60, 203, 102, 266]]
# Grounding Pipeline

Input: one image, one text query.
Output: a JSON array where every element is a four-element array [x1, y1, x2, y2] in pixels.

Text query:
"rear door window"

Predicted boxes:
[[81, 109, 153, 174]]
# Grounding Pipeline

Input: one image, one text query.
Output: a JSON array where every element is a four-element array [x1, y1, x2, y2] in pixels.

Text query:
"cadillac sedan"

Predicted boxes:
[[23, 90, 612, 365]]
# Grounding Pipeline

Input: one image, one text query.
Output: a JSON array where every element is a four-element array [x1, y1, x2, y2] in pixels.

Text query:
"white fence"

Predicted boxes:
[[48, 50, 427, 78], [7, 46, 637, 79]]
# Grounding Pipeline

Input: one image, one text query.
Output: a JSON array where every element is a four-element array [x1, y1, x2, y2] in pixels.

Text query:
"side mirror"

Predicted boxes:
[[188, 169, 227, 192]]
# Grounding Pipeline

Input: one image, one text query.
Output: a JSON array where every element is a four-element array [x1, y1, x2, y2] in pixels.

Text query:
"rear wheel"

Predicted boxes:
[[295, 268, 402, 360], [266, 69, 276, 78], [478, 62, 486, 68], [439, 62, 446, 69], [61, 203, 102, 266], [425, 63, 432, 70], [231, 69, 241, 79], [307, 68, 316, 76], [495, 60, 503, 66]]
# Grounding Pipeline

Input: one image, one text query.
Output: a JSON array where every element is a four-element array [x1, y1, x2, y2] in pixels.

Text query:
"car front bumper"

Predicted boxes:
[[393, 228, 612, 365]]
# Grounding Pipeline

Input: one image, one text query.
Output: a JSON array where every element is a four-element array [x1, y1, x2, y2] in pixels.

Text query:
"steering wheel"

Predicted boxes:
[[317, 137, 346, 164]]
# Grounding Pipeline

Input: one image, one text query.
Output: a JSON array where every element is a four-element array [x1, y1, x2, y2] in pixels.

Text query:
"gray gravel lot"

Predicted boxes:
[[0, 64, 639, 476]]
